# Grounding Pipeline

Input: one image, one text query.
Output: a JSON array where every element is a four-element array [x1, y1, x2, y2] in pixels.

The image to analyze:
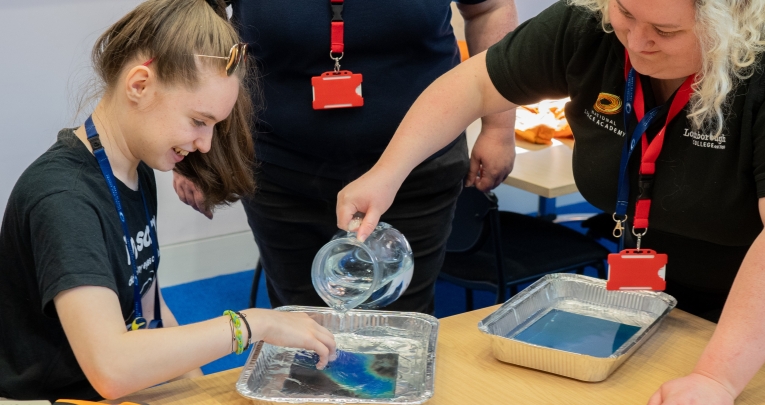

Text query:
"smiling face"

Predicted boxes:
[[609, 0, 702, 79], [123, 64, 240, 172]]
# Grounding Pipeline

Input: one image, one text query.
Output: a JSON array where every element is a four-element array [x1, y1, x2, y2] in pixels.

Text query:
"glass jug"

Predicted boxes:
[[311, 222, 414, 312]]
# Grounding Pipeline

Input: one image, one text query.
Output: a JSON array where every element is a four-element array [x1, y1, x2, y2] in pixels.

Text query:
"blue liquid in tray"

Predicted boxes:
[[511, 309, 641, 358], [283, 350, 398, 399]]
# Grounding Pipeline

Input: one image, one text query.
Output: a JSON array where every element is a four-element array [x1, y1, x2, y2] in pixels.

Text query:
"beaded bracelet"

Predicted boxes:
[[223, 310, 245, 355]]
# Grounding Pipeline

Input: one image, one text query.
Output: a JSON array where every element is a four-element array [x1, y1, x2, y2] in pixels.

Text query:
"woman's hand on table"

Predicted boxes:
[[173, 170, 213, 219], [247, 309, 337, 370], [465, 124, 516, 192], [647, 372, 735, 405]]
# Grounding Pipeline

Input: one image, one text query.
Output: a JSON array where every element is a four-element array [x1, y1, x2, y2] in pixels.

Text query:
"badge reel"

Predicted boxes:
[[312, 53, 363, 110], [606, 217, 667, 291]]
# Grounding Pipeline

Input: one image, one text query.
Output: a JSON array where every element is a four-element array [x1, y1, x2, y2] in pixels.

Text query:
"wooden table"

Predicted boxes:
[[505, 139, 578, 219], [115, 306, 765, 405], [503, 138, 577, 220], [504, 138, 576, 194]]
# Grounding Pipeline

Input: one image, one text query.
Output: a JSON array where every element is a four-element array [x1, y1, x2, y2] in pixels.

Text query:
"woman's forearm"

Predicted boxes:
[[372, 51, 516, 185], [692, 230, 765, 397], [336, 50, 516, 239]]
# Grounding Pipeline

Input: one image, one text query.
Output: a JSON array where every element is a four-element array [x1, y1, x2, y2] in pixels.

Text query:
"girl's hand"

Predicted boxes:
[[336, 167, 404, 242], [647, 373, 735, 405], [173, 171, 213, 219], [249, 309, 337, 370]]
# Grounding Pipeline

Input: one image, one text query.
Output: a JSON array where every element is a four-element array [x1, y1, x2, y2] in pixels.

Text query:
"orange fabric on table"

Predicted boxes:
[[515, 98, 573, 145]]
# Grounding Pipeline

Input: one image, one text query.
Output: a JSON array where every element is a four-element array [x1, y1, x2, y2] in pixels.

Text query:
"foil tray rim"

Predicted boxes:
[[476, 273, 677, 381], [235, 306, 439, 404]]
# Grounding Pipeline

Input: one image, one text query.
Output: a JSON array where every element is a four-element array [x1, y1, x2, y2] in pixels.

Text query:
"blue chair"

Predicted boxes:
[[249, 260, 264, 308], [439, 187, 609, 311]]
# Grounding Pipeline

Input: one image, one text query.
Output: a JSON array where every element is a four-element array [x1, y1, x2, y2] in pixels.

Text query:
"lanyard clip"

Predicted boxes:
[[632, 227, 647, 251], [331, 2, 343, 22], [330, 51, 343, 72], [637, 174, 655, 200], [612, 213, 627, 238]]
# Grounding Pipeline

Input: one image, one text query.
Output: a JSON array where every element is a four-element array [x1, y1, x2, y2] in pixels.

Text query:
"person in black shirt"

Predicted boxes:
[[0, 0, 335, 401], [337, 0, 765, 403], [172, 0, 519, 314]]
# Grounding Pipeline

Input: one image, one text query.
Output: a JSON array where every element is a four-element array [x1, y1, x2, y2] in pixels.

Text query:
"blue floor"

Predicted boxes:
[[161, 201, 611, 374]]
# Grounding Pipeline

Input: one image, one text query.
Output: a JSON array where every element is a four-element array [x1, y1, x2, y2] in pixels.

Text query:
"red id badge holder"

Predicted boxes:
[[312, 70, 363, 110], [607, 249, 667, 291]]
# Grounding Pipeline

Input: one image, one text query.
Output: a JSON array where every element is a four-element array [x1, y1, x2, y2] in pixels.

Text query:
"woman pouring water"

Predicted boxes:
[[336, 0, 765, 403]]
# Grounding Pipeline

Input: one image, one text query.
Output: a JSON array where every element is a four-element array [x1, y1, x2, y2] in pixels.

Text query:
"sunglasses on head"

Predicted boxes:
[[142, 43, 248, 76]]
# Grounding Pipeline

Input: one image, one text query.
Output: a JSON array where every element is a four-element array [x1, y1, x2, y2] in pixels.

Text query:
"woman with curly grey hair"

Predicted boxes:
[[336, 0, 765, 403]]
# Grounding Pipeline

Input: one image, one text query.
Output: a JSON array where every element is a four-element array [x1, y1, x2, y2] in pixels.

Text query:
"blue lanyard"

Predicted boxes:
[[614, 69, 662, 219], [84, 116, 160, 327]]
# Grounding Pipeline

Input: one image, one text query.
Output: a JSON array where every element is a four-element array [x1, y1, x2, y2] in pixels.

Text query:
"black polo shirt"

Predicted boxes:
[[486, 1, 765, 294], [230, 0, 483, 181]]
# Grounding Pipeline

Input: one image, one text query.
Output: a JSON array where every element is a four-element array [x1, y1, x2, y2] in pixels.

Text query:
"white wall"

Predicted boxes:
[[0, 0, 141, 210], [515, 0, 558, 23], [0, 0, 257, 286], [0, 0, 566, 286]]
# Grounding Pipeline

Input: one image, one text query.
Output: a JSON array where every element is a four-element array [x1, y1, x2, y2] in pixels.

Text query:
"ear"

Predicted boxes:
[[124, 65, 153, 106]]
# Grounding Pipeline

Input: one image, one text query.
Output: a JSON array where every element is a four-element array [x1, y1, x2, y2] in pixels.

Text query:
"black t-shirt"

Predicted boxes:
[[0, 129, 159, 401], [231, 0, 482, 181], [486, 1, 765, 293]]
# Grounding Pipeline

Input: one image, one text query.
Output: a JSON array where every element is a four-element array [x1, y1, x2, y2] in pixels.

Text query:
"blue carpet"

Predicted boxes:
[[161, 269, 269, 374], [161, 201, 609, 375]]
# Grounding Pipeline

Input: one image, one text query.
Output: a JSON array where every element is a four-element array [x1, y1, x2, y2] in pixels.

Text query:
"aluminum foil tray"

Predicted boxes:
[[236, 306, 439, 404], [478, 274, 676, 382]]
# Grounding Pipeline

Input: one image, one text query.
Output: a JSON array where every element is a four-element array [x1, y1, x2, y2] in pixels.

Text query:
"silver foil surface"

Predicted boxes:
[[236, 306, 439, 404], [478, 274, 677, 382]]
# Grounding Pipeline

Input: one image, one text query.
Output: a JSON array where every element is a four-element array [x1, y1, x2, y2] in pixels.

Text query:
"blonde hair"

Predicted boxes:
[[568, 0, 765, 138], [92, 0, 257, 208]]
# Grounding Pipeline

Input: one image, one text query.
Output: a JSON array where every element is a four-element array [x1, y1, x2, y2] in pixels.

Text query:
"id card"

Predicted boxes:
[[606, 249, 667, 291], [312, 70, 363, 110]]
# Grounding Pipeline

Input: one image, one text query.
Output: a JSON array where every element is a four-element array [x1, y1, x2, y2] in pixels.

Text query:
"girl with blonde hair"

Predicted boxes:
[[0, 0, 335, 401], [337, 0, 765, 403]]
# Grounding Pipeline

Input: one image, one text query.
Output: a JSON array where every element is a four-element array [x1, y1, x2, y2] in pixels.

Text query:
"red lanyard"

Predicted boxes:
[[623, 52, 694, 233], [606, 51, 694, 292], [311, 0, 363, 110], [330, 0, 344, 69]]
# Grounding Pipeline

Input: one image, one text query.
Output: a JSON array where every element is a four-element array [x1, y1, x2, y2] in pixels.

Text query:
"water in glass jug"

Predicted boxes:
[[312, 222, 414, 312]]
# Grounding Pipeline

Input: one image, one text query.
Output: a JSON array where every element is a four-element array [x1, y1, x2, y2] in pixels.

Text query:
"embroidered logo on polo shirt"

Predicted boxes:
[[584, 108, 626, 137], [593, 93, 622, 115], [683, 128, 727, 150]]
